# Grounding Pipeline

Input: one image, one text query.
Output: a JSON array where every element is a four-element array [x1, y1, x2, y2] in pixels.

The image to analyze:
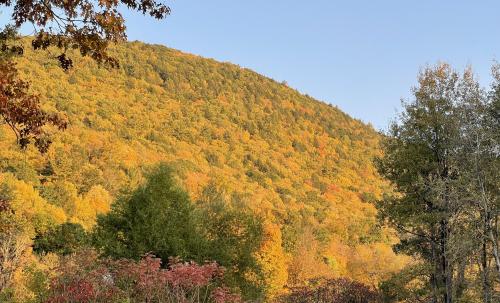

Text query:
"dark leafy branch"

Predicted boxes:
[[0, 58, 67, 152], [2, 0, 171, 69]]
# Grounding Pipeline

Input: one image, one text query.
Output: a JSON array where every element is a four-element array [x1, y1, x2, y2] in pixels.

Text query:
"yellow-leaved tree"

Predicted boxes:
[[254, 222, 289, 299], [0, 173, 66, 300]]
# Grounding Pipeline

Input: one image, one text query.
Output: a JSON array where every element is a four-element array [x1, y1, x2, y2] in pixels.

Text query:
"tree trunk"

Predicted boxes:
[[488, 228, 500, 281], [455, 256, 466, 300], [481, 225, 491, 303], [430, 230, 439, 303], [440, 220, 452, 303]]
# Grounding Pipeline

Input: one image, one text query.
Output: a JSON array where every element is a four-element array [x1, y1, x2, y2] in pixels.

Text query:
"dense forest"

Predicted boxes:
[[0, 41, 408, 302]]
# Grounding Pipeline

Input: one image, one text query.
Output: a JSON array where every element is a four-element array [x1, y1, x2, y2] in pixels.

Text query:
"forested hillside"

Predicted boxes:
[[0, 41, 406, 300]]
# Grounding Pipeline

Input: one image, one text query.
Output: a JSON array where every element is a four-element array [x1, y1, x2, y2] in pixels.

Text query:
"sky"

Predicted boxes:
[[3, 1, 500, 129]]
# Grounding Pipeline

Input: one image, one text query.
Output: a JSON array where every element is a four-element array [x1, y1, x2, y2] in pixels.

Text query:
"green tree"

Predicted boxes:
[[93, 164, 207, 262], [378, 63, 500, 303], [465, 64, 500, 302], [33, 222, 89, 255], [93, 166, 267, 299], [490, 65, 500, 253], [197, 183, 264, 299]]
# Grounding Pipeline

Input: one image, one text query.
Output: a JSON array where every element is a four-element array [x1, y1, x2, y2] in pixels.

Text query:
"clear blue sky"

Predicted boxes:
[[3, 1, 500, 129]]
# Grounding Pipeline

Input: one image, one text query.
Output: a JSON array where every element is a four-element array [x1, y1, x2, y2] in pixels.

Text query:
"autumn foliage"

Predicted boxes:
[[280, 278, 381, 303], [45, 251, 241, 303], [0, 59, 67, 152], [1, 0, 170, 70]]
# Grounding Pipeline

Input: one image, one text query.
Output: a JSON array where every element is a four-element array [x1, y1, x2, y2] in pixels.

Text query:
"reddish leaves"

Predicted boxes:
[[45, 250, 119, 303], [46, 278, 117, 303], [45, 252, 242, 303], [281, 278, 381, 303], [0, 60, 67, 152], [0, 199, 9, 213], [164, 258, 224, 288], [211, 287, 242, 303], [110, 255, 231, 302]]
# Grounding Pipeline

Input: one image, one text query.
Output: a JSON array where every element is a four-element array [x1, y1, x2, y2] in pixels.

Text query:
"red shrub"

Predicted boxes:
[[45, 252, 119, 303], [44, 251, 241, 303], [211, 287, 242, 303], [281, 278, 381, 303], [165, 259, 223, 288]]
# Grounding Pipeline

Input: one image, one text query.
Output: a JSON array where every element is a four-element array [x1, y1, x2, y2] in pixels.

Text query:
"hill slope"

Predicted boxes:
[[1, 41, 405, 294]]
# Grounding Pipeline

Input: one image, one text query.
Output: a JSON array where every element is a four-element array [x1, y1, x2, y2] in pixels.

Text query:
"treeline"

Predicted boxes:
[[377, 63, 500, 302]]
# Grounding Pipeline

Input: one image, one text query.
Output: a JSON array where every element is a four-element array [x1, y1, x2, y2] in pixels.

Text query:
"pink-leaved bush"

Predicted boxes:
[[280, 278, 380, 303], [45, 251, 241, 303]]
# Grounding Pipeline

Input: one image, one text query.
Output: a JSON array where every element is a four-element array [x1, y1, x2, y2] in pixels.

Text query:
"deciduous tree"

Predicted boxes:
[[377, 63, 500, 302]]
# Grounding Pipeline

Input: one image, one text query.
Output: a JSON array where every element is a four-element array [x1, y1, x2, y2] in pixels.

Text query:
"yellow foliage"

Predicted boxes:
[[347, 243, 409, 287], [288, 229, 334, 286], [322, 237, 351, 278], [75, 185, 112, 229], [0, 173, 67, 232], [255, 222, 289, 299], [8, 252, 59, 302]]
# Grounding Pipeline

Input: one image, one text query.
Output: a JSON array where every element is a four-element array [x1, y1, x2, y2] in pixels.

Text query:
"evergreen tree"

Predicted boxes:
[[93, 164, 207, 262], [33, 222, 89, 255]]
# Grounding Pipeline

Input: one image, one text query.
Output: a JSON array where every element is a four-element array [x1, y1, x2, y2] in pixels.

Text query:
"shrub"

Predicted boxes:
[[44, 250, 241, 303], [280, 278, 380, 303]]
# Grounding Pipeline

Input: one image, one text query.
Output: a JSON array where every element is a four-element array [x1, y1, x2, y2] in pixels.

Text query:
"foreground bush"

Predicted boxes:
[[44, 250, 241, 303], [280, 278, 380, 303]]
